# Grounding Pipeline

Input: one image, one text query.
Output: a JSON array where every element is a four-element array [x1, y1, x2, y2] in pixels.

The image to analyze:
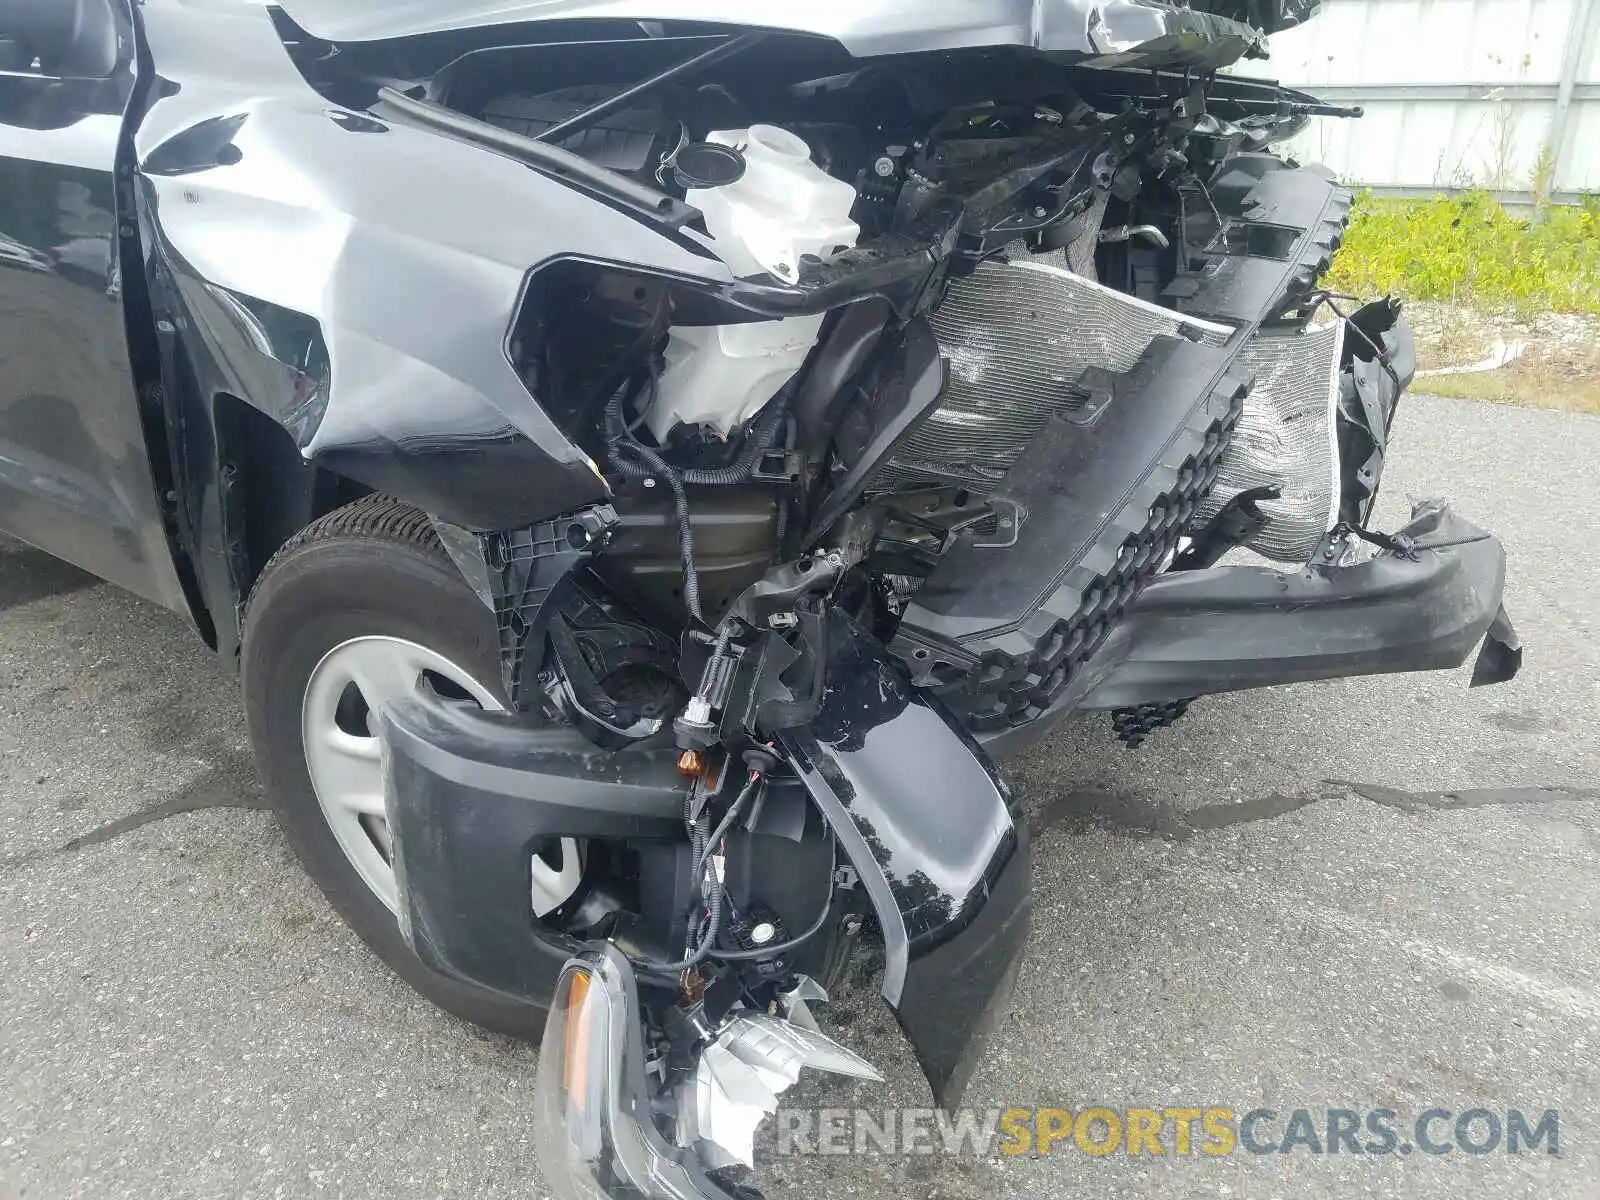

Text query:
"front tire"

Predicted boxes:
[[241, 495, 550, 1037]]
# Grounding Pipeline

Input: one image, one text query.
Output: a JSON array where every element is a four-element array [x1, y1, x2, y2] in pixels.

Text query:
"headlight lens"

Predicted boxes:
[[532, 948, 716, 1200]]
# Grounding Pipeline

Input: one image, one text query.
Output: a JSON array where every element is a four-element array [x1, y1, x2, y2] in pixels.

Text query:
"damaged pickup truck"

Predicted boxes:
[[0, 0, 1521, 1194]]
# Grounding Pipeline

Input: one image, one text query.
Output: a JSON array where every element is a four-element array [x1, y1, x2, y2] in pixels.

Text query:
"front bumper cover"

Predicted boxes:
[[380, 610, 1032, 1117], [775, 610, 1032, 1110], [1080, 499, 1518, 711], [980, 499, 1519, 756], [379, 694, 691, 1001]]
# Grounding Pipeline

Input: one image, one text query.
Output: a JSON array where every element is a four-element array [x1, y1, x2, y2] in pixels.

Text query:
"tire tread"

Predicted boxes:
[[250, 494, 444, 611], [239, 494, 547, 1037]]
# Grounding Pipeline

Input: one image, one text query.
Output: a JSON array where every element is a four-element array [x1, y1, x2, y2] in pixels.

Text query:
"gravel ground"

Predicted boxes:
[[2, 393, 1596, 1200]]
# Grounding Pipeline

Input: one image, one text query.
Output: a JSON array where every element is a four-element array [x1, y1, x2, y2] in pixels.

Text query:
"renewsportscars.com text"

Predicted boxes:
[[775, 1106, 1560, 1158]]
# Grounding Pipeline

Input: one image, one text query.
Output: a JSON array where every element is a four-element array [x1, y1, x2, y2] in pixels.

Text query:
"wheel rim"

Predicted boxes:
[[301, 636, 503, 914]]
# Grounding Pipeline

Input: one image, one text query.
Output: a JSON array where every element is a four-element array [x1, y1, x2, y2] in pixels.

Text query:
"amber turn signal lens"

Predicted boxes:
[[561, 968, 594, 1105]]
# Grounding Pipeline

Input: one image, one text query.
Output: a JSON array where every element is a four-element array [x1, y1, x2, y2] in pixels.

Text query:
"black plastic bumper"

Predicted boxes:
[[379, 694, 690, 1002], [776, 610, 1032, 1110], [980, 500, 1517, 756], [380, 617, 1034, 1117]]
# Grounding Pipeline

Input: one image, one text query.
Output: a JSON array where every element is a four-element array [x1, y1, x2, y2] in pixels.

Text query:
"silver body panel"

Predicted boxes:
[[273, 0, 1266, 61]]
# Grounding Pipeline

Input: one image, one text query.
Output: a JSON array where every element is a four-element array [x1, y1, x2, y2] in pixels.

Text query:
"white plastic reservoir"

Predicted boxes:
[[690, 124, 860, 283], [645, 125, 859, 441]]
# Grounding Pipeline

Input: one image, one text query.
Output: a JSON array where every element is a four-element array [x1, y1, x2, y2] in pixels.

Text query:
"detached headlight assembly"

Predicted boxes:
[[533, 946, 724, 1200]]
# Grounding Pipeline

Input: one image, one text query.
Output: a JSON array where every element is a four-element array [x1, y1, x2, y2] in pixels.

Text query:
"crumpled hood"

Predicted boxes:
[[275, 0, 1309, 62]]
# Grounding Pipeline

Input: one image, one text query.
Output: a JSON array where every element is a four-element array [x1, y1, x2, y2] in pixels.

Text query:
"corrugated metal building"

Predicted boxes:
[[1266, 0, 1600, 200]]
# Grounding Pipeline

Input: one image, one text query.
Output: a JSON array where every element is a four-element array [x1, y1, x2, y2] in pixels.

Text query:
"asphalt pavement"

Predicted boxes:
[[2, 393, 1597, 1200]]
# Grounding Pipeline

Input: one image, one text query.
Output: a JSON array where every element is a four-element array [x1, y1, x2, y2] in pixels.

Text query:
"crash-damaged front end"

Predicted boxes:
[[126, 1, 1518, 1194]]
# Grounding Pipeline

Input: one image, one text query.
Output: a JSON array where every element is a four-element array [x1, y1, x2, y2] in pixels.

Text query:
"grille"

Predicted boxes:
[[1194, 321, 1346, 562], [1111, 698, 1194, 748], [875, 261, 1232, 493]]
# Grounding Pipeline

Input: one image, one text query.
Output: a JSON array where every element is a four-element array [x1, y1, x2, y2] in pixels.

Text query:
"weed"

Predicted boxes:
[[1423, 345, 1600, 415], [1326, 190, 1600, 316]]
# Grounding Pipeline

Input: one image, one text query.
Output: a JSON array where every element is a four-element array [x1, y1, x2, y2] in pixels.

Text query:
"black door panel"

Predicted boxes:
[[0, 16, 189, 613]]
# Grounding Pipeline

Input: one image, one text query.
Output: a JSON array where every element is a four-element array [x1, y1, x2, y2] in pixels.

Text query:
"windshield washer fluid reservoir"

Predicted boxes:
[[690, 124, 859, 283], [646, 125, 858, 441]]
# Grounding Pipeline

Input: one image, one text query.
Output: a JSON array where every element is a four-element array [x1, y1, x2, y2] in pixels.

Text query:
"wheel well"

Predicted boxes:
[[213, 392, 369, 609]]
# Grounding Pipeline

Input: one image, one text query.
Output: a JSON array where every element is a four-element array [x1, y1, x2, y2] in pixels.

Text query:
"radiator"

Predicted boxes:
[[877, 259, 1343, 563]]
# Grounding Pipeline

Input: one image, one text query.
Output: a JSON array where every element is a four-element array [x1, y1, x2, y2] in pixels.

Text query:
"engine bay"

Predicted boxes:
[[270, 15, 1378, 739]]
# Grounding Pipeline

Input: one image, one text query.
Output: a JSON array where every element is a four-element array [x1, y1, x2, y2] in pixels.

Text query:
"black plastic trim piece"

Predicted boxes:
[[805, 317, 949, 543], [776, 611, 1030, 1108], [1076, 501, 1511, 710], [892, 339, 1249, 728], [1470, 604, 1522, 687], [892, 159, 1360, 730], [483, 504, 618, 709], [1163, 157, 1352, 324], [1338, 299, 1417, 524]]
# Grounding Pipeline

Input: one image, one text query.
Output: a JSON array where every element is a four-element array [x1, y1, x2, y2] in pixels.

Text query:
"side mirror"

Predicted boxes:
[[2, 0, 119, 79]]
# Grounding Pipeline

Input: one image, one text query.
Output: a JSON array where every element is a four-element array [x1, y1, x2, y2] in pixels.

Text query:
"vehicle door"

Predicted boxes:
[[0, 0, 189, 612]]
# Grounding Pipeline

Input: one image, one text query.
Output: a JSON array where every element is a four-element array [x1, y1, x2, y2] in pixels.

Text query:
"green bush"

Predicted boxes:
[[1325, 190, 1600, 316]]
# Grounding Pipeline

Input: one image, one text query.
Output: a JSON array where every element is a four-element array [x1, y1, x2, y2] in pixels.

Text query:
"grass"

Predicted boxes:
[[1411, 319, 1492, 368], [1422, 345, 1600, 415], [1326, 190, 1600, 317], [1325, 190, 1600, 413]]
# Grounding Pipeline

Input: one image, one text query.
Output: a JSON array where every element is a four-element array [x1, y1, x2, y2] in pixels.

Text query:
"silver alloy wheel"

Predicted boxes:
[[300, 635, 504, 914]]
